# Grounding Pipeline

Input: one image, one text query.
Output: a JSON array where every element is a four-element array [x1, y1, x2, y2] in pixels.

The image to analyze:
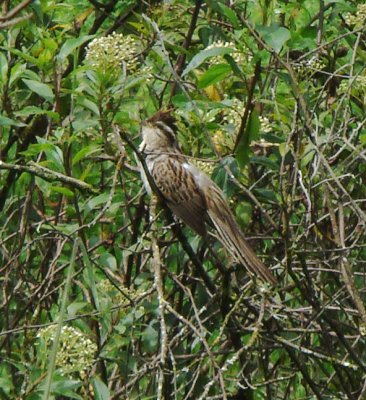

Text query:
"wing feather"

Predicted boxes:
[[151, 157, 207, 236]]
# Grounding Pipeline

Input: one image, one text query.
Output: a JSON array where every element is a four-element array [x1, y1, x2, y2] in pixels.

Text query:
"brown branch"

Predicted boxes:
[[170, 0, 203, 98], [233, 60, 262, 152], [0, 13, 32, 28], [0, 161, 97, 193], [0, 0, 32, 21], [174, 0, 203, 76]]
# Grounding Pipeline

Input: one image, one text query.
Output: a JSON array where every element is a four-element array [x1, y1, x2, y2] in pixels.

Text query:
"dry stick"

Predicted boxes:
[[71, 154, 125, 233], [357, 378, 366, 400], [223, 166, 277, 230], [275, 335, 357, 370], [0, 236, 70, 352], [282, 343, 324, 400], [167, 271, 222, 396], [163, 301, 228, 400], [338, 202, 366, 329], [316, 0, 325, 45], [322, 335, 363, 398], [0, 0, 32, 20], [325, 182, 366, 330], [220, 293, 267, 375], [0, 13, 32, 28], [149, 194, 169, 399]]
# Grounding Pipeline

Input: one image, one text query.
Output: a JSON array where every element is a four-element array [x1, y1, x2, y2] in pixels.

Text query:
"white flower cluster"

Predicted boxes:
[[344, 3, 366, 28], [178, 99, 272, 155], [192, 159, 215, 175], [293, 56, 325, 79], [339, 75, 366, 99], [193, 98, 244, 128], [206, 40, 232, 51], [211, 102, 273, 153], [259, 116, 271, 133], [37, 325, 97, 377], [97, 279, 146, 307], [139, 65, 154, 81], [85, 32, 138, 72], [211, 129, 234, 155], [306, 56, 326, 71], [222, 97, 245, 128], [206, 40, 251, 65]]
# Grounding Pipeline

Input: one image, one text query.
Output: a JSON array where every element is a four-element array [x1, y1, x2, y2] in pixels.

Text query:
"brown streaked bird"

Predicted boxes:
[[139, 110, 277, 285]]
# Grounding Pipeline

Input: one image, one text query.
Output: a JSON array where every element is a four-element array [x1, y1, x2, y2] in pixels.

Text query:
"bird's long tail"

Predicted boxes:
[[206, 186, 277, 285]]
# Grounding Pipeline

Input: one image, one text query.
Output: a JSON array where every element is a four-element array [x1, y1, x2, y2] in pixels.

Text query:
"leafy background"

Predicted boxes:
[[1, 0, 366, 399]]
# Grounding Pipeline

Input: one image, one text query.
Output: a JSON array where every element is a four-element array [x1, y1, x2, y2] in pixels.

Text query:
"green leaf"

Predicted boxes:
[[30, 0, 43, 23], [0, 115, 26, 127], [67, 301, 89, 317], [35, 176, 51, 197], [99, 253, 117, 271], [235, 110, 260, 168], [50, 186, 75, 197], [251, 155, 279, 170], [257, 25, 291, 53], [0, 52, 8, 81], [22, 79, 54, 102], [182, 47, 234, 76], [278, 142, 289, 157], [360, 130, 366, 144], [253, 188, 279, 203], [2, 46, 41, 66], [84, 193, 109, 217], [9, 63, 27, 86], [51, 378, 83, 399], [22, 141, 64, 172], [212, 156, 238, 197], [92, 377, 110, 400], [235, 202, 253, 228], [80, 241, 100, 311], [57, 35, 94, 61], [20, 143, 58, 157], [77, 97, 100, 116], [15, 106, 60, 121], [197, 64, 231, 88], [72, 144, 101, 166], [217, 3, 240, 28]]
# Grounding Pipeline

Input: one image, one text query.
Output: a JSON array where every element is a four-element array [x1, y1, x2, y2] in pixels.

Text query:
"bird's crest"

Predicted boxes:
[[146, 109, 176, 131]]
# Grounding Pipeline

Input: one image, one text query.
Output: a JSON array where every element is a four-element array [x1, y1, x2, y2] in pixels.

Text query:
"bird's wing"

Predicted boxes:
[[151, 157, 207, 236], [185, 163, 277, 285]]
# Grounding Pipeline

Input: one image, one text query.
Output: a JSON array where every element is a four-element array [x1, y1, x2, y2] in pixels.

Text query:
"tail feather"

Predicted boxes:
[[206, 187, 277, 285]]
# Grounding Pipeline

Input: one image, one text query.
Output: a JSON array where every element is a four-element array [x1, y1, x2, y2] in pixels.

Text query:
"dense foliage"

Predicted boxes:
[[1, 0, 366, 399]]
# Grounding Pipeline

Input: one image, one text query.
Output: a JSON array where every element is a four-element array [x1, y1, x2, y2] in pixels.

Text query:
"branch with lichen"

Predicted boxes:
[[0, 161, 97, 194]]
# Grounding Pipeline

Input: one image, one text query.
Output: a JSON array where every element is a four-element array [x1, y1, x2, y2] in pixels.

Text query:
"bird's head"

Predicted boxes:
[[141, 109, 179, 152]]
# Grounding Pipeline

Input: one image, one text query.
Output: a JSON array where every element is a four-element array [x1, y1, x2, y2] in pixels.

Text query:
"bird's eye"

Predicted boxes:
[[156, 121, 175, 142]]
